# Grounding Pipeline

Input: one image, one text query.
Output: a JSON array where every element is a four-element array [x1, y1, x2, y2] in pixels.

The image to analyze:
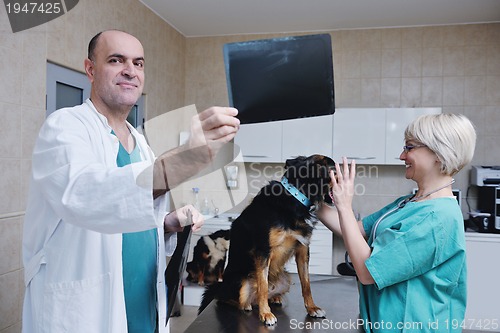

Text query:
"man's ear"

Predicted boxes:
[[84, 58, 95, 81]]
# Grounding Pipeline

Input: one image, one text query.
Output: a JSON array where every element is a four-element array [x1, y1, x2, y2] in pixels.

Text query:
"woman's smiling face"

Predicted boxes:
[[400, 141, 438, 182]]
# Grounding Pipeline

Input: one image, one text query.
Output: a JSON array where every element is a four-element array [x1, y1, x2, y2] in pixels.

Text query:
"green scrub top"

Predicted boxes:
[[115, 134, 158, 333], [360, 196, 467, 333]]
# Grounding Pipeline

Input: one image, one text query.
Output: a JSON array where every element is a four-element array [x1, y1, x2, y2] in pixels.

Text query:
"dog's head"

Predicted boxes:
[[283, 154, 335, 206]]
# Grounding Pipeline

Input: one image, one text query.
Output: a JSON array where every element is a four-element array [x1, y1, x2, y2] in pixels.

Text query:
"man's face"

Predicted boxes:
[[87, 31, 145, 112]]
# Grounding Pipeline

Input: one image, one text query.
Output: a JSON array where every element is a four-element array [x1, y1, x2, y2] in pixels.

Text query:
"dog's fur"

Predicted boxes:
[[199, 154, 334, 326], [186, 229, 230, 286]]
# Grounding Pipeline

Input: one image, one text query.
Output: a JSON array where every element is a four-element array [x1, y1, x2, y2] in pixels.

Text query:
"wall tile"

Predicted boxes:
[[464, 76, 487, 106], [422, 77, 443, 106], [380, 78, 401, 107], [381, 49, 401, 78], [21, 32, 47, 109], [423, 26, 443, 47], [442, 47, 465, 76], [487, 45, 500, 75], [402, 27, 423, 49], [21, 107, 45, 159], [0, 47, 22, 105], [443, 76, 465, 106], [422, 48, 443, 76], [402, 48, 422, 77], [482, 106, 500, 136], [481, 136, 500, 166], [361, 78, 381, 106], [20, 160, 31, 211], [486, 75, 500, 105], [442, 25, 465, 47], [341, 79, 361, 106], [0, 271, 21, 330], [0, 5, 22, 51], [0, 160, 21, 215], [341, 30, 362, 50], [464, 47, 487, 76], [360, 29, 381, 50], [332, 49, 343, 80], [0, 217, 21, 275], [360, 49, 381, 78], [0, 103, 21, 159], [381, 28, 402, 49], [342, 49, 361, 78], [486, 23, 500, 44], [401, 78, 421, 107], [464, 24, 489, 46]]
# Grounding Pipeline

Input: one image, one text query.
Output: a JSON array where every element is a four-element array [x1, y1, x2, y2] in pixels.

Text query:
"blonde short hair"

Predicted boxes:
[[405, 113, 476, 176]]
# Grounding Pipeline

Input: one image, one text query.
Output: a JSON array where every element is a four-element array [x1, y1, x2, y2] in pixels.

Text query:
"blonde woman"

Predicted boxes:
[[318, 114, 476, 332]]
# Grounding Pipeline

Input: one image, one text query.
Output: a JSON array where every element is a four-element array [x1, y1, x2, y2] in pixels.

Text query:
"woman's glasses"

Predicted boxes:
[[402, 144, 427, 153]]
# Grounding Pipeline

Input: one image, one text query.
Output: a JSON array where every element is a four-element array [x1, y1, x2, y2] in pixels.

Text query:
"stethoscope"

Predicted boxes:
[[370, 196, 412, 243], [370, 179, 455, 242], [344, 179, 455, 270]]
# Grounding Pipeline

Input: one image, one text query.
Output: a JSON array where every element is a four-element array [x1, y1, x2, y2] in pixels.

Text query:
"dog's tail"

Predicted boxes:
[[198, 282, 223, 314]]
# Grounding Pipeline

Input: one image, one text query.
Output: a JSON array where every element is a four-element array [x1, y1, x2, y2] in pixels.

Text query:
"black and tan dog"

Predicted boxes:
[[199, 154, 335, 326], [186, 229, 230, 286]]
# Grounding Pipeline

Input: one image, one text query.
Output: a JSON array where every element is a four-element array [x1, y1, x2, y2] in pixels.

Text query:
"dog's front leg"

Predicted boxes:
[[295, 244, 326, 318], [255, 257, 277, 326]]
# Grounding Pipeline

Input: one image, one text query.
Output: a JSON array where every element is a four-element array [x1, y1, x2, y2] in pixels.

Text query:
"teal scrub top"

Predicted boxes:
[[360, 196, 467, 333], [116, 136, 158, 333]]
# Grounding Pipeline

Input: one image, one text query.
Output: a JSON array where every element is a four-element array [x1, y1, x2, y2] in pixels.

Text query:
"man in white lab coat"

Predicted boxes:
[[22, 30, 239, 333]]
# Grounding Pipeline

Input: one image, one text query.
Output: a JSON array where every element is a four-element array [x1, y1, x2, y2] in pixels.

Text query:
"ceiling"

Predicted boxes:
[[139, 0, 500, 37]]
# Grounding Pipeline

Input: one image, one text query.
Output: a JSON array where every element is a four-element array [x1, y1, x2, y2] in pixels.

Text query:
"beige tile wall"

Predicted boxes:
[[0, 0, 186, 331]]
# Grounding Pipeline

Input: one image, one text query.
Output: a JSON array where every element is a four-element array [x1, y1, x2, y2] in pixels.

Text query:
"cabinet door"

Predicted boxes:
[[465, 234, 500, 331], [333, 108, 386, 164], [385, 108, 441, 165], [281, 115, 333, 161], [234, 121, 283, 163]]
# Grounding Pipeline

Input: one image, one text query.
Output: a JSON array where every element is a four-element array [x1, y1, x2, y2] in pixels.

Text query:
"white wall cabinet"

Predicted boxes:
[[332, 108, 386, 164], [235, 115, 334, 163], [234, 108, 440, 165], [234, 121, 283, 163], [332, 108, 441, 165], [281, 115, 333, 161]]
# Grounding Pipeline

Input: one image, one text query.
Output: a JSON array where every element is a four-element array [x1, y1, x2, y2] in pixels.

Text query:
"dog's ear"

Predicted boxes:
[[285, 156, 307, 170]]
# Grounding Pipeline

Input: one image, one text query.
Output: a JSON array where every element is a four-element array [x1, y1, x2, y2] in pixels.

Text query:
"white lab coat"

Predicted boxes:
[[22, 99, 175, 333]]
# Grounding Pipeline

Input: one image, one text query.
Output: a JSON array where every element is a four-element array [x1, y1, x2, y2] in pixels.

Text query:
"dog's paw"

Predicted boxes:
[[260, 312, 278, 326], [269, 296, 283, 305], [307, 306, 326, 318], [240, 304, 252, 312]]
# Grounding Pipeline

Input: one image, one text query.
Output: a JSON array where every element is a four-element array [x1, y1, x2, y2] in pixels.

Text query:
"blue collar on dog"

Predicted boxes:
[[280, 177, 312, 207]]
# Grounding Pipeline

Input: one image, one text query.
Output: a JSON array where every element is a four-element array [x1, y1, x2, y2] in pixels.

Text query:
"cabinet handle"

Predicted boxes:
[[346, 157, 376, 160], [243, 155, 270, 158]]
